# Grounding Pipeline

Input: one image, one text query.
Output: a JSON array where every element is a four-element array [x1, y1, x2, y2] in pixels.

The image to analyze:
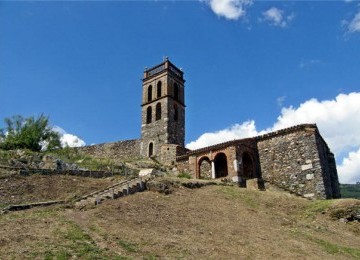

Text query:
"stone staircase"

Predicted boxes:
[[74, 176, 151, 209]]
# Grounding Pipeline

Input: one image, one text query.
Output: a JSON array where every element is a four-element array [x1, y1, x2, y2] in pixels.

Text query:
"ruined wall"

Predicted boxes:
[[257, 124, 340, 199], [160, 144, 189, 166], [175, 156, 191, 174], [77, 139, 141, 162]]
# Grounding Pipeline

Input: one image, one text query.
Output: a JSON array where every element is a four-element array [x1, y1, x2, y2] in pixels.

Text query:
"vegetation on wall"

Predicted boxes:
[[0, 114, 60, 152], [47, 147, 124, 172]]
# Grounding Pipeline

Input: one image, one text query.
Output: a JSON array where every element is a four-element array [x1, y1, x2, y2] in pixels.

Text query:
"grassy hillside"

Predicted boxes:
[[0, 177, 359, 259], [341, 184, 360, 199]]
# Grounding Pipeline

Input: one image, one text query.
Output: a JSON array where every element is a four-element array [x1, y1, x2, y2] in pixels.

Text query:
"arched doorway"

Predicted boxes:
[[214, 153, 228, 178], [242, 152, 255, 179], [198, 157, 211, 179]]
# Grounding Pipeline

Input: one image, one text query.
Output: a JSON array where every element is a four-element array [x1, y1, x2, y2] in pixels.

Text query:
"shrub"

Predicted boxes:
[[0, 114, 60, 152]]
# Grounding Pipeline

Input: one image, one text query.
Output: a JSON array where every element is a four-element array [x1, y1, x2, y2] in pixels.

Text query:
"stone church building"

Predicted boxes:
[[80, 59, 341, 200]]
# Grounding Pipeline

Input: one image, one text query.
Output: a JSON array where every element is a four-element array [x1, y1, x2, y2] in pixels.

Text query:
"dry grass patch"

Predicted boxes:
[[0, 173, 126, 207], [1, 180, 359, 259]]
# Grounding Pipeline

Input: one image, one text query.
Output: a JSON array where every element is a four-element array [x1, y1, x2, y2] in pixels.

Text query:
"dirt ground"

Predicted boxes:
[[0, 179, 359, 259], [0, 173, 125, 206]]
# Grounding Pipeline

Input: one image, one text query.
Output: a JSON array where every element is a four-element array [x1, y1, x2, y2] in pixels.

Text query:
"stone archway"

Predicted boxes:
[[242, 152, 255, 179], [198, 156, 212, 179], [214, 153, 228, 178]]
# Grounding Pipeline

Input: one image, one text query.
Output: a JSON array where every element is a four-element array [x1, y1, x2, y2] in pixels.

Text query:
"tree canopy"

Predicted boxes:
[[0, 114, 61, 151]]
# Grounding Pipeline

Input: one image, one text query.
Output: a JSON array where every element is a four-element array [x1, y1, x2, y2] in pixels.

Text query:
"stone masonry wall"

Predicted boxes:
[[257, 124, 339, 199], [160, 144, 189, 166], [314, 133, 341, 198], [176, 156, 191, 175], [77, 139, 141, 162]]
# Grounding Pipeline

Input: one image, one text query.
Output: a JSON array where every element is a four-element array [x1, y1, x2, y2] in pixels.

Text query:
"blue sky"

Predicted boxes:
[[1, 1, 360, 183]]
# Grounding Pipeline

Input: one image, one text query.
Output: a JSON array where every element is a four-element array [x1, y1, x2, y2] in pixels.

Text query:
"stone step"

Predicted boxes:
[[74, 177, 150, 209]]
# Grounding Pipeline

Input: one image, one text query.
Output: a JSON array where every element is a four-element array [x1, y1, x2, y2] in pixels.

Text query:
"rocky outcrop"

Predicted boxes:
[[1, 150, 80, 171]]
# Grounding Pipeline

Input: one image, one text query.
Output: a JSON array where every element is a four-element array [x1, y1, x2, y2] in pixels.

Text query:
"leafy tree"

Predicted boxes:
[[0, 114, 61, 151]]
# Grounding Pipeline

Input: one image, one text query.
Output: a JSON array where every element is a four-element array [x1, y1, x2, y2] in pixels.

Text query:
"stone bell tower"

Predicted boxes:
[[140, 58, 185, 157]]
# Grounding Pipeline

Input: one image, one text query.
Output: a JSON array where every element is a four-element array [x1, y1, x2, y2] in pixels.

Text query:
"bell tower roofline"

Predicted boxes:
[[143, 58, 184, 82]]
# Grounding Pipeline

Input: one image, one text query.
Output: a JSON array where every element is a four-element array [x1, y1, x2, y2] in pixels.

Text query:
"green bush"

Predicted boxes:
[[0, 114, 60, 152], [178, 172, 192, 179]]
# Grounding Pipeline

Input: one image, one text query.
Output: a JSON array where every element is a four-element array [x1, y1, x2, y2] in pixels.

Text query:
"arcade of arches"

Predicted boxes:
[[193, 144, 260, 181]]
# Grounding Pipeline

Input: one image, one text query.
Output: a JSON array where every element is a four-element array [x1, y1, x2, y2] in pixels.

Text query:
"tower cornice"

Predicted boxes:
[[143, 59, 184, 82]]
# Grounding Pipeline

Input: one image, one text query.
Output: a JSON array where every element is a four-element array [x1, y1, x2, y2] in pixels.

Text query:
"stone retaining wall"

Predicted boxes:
[[19, 169, 118, 178], [77, 139, 141, 161]]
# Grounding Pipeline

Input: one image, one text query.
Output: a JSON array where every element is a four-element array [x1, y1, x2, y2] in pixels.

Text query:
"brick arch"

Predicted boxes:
[[198, 156, 211, 179]]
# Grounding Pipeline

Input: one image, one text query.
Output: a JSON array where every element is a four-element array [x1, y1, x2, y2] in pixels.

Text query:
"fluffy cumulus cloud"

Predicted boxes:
[[205, 0, 252, 20], [186, 120, 258, 150], [261, 7, 294, 28], [186, 92, 360, 183], [269, 93, 360, 155], [53, 126, 86, 148]]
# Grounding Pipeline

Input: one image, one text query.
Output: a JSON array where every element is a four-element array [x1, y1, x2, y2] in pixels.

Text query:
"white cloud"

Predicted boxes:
[[269, 93, 360, 155], [338, 147, 360, 184], [186, 92, 360, 183], [348, 11, 360, 33], [60, 133, 86, 148], [205, 0, 252, 20], [186, 120, 258, 150], [261, 7, 294, 28], [53, 126, 86, 148]]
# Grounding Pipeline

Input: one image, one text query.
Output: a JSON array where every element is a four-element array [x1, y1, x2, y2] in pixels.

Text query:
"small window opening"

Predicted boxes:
[[147, 85, 152, 102], [149, 143, 153, 157], [146, 106, 152, 124], [157, 81, 162, 98], [155, 103, 161, 121]]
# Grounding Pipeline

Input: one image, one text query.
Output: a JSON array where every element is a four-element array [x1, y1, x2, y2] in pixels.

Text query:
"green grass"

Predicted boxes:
[[51, 220, 106, 259], [289, 228, 360, 258], [48, 147, 116, 171], [217, 186, 258, 208], [302, 200, 333, 219], [117, 239, 138, 253], [177, 172, 191, 179], [314, 238, 360, 257]]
